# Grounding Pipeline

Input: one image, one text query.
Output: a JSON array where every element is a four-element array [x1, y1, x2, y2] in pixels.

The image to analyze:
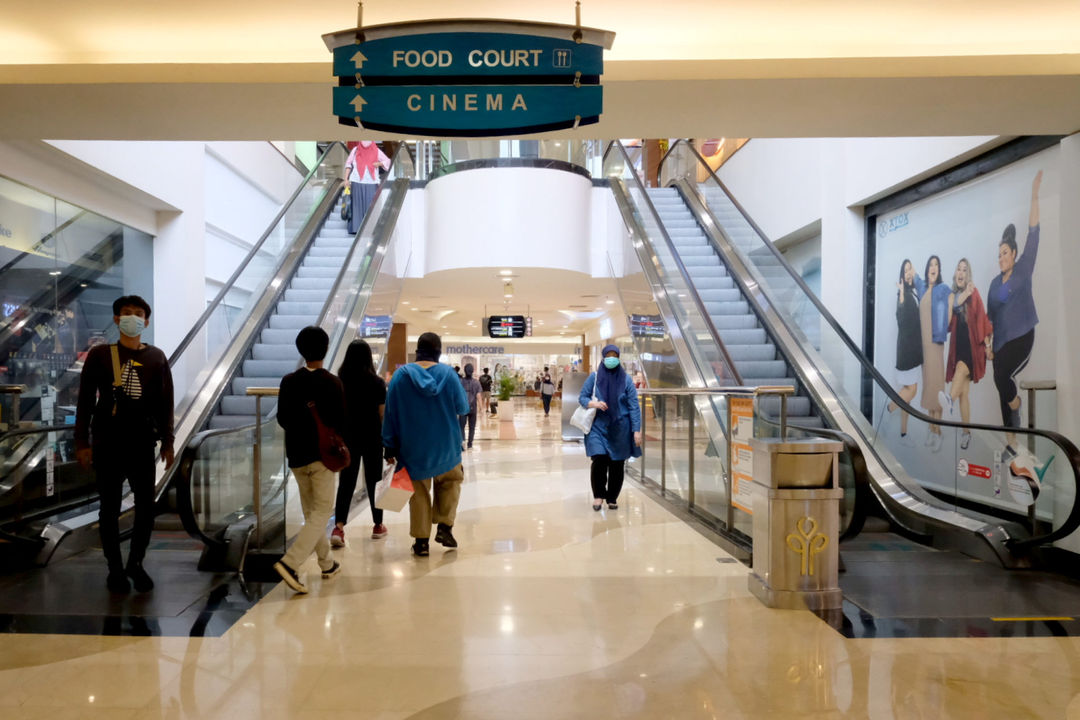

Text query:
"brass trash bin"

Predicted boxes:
[[747, 438, 843, 611]]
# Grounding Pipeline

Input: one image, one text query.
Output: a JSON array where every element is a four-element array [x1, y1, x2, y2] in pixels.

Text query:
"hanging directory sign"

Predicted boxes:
[[332, 32, 604, 80], [730, 397, 755, 514], [323, 19, 615, 136]]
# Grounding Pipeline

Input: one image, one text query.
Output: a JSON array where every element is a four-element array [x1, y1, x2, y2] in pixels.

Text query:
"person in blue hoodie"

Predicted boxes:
[[579, 345, 642, 511], [382, 332, 470, 556]]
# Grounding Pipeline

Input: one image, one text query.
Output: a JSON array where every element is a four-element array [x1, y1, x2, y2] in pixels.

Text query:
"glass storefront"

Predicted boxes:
[[0, 174, 153, 428]]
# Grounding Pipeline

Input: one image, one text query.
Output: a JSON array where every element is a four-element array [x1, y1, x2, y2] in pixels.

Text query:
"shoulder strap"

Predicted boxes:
[[110, 344, 122, 416], [110, 344, 123, 388]]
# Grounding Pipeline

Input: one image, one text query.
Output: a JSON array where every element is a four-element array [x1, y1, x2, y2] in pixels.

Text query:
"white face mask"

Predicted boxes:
[[117, 314, 145, 338]]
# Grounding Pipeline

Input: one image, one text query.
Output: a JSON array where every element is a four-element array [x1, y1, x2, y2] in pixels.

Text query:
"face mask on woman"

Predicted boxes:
[[603, 356, 620, 370], [118, 314, 145, 338]]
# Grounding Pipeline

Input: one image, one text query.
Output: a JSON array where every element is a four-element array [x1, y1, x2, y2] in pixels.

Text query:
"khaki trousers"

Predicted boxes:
[[409, 463, 464, 538], [282, 460, 336, 573]]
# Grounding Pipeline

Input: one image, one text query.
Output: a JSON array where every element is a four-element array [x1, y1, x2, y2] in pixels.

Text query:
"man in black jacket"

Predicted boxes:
[[75, 295, 174, 594], [274, 326, 346, 594]]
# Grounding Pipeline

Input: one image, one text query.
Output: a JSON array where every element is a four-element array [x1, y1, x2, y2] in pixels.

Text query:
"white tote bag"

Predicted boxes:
[[374, 464, 414, 512], [569, 376, 598, 434]]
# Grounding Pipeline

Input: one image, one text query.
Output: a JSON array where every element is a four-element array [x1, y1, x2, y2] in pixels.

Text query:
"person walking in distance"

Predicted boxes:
[[382, 333, 469, 557], [478, 367, 493, 414], [579, 345, 642, 511], [75, 295, 174, 594], [540, 366, 556, 417], [331, 339, 387, 548], [459, 363, 482, 450], [274, 326, 345, 593]]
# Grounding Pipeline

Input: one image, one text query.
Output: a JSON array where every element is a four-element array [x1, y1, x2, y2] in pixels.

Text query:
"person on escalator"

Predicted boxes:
[[75, 295, 174, 595], [344, 141, 390, 234], [274, 326, 346, 594], [579, 345, 642, 511]]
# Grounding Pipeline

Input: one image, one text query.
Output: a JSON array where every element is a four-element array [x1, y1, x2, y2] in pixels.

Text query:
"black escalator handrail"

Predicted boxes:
[[168, 141, 346, 365], [602, 140, 744, 387], [671, 139, 1080, 550], [0, 210, 89, 276]]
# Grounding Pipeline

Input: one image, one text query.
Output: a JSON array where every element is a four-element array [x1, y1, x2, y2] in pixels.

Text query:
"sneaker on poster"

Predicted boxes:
[[938, 390, 956, 419]]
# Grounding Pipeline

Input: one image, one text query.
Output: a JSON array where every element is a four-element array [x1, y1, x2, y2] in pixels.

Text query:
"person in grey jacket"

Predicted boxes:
[[459, 363, 482, 450]]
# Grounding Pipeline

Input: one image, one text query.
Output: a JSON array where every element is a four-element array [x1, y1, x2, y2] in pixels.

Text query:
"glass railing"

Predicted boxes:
[[182, 143, 415, 554], [658, 139, 1080, 551]]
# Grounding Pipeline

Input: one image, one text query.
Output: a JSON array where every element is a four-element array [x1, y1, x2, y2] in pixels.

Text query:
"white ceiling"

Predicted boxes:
[[1, 2, 1079, 138], [398, 266, 618, 338]]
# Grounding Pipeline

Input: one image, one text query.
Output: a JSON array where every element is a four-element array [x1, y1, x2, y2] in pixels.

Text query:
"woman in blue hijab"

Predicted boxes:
[[578, 345, 642, 511]]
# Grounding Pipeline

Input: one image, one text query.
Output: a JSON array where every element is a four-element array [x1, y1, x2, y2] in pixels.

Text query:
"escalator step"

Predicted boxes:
[[260, 328, 302, 344], [736, 360, 789, 378], [304, 256, 346, 268], [220, 395, 277, 416], [704, 300, 749, 315], [283, 289, 331, 303], [698, 288, 742, 303], [252, 343, 301, 361], [268, 314, 318, 329], [709, 314, 757, 330], [758, 395, 812, 418], [725, 343, 777, 362], [276, 301, 327, 316], [290, 277, 332, 290], [243, 359, 299, 377], [718, 328, 767, 344], [295, 266, 340, 278]]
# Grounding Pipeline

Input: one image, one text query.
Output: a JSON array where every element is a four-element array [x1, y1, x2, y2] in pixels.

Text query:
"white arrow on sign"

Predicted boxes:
[[352, 50, 367, 69], [351, 93, 367, 113]]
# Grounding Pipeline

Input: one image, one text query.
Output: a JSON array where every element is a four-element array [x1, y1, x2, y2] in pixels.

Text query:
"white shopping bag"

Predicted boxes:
[[374, 464, 414, 512]]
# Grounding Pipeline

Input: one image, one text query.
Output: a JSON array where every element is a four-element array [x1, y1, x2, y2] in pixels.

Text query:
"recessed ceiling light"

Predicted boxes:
[[402, 301, 410, 305], [562, 325, 568, 328], [605, 299, 615, 304], [411, 307, 419, 311], [499, 269, 513, 276]]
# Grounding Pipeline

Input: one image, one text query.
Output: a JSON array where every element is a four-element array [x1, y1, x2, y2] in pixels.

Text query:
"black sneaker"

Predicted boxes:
[[435, 523, 458, 548], [274, 561, 309, 594], [607, 502, 618, 510], [126, 563, 154, 593], [321, 561, 342, 579], [106, 570, 130, 594], [412, 539, 430, 557]]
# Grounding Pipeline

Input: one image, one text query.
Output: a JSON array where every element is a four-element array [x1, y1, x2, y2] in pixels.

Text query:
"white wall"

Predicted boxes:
[[423, 167, 592, 275]]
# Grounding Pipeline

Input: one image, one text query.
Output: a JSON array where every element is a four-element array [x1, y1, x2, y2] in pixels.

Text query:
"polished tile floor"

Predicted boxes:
[[4, 401, 1080, 718]]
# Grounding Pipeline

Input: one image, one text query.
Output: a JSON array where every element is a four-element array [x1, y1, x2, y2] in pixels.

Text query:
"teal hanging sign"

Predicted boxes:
[[332, 32, 604, 82], [323, 19, 615, 136], [332, 84, 603, 136]]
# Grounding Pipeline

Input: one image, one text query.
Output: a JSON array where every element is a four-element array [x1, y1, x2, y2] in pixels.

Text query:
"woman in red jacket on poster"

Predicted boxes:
[[939, 258, 993, 450]]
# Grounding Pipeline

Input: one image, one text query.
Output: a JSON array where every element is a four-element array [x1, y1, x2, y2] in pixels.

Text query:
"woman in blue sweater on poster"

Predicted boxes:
[[579, 345, 642, 511]]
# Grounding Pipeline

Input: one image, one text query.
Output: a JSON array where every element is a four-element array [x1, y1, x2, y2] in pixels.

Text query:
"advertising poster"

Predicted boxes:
[[730, 396, 754, 514], [871, 148, 1062, 521]]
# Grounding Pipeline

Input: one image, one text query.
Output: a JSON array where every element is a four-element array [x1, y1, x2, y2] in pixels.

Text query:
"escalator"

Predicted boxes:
[[604, 139, 1080, 573], [0, 141, 413, 574]]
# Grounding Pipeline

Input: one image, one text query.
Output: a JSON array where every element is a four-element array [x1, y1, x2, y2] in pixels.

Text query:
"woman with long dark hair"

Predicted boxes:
[[883, 258, 923, 444], [920, 255, 950, 451], [579, 345, 642, 511], [331, 339, 387, 546]]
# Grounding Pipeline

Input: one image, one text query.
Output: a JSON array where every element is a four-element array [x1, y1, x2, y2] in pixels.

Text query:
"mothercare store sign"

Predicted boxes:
[[323, 19, 614, 136], [870, 148, 1063, 521]]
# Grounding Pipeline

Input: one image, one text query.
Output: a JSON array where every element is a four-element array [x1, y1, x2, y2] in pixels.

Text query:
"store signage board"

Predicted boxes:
[[323, 19, 614, 136], [332, 84, 601, 136], [629, 313, 665, 338], [332, 32, 603, 81]]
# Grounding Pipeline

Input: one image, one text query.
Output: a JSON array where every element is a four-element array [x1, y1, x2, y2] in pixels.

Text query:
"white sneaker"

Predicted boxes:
[[939, 390, 956, 419]]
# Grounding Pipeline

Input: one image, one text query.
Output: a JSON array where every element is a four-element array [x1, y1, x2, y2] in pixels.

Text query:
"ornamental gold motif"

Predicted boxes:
[[785, 516, 829, 576]]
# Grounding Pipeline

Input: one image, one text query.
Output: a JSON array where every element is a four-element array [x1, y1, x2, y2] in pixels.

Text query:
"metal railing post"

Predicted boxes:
[[725, 392, 735, 530], [688, 399, 695, 510], [660, 400, 667, 496], [253, 394, 263, 551]]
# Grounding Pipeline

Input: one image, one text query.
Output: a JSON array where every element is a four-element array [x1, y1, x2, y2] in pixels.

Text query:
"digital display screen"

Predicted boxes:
[[629, 314, 665, 338], [487, 315, 527, 338], [360, 315, 392, 338]]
